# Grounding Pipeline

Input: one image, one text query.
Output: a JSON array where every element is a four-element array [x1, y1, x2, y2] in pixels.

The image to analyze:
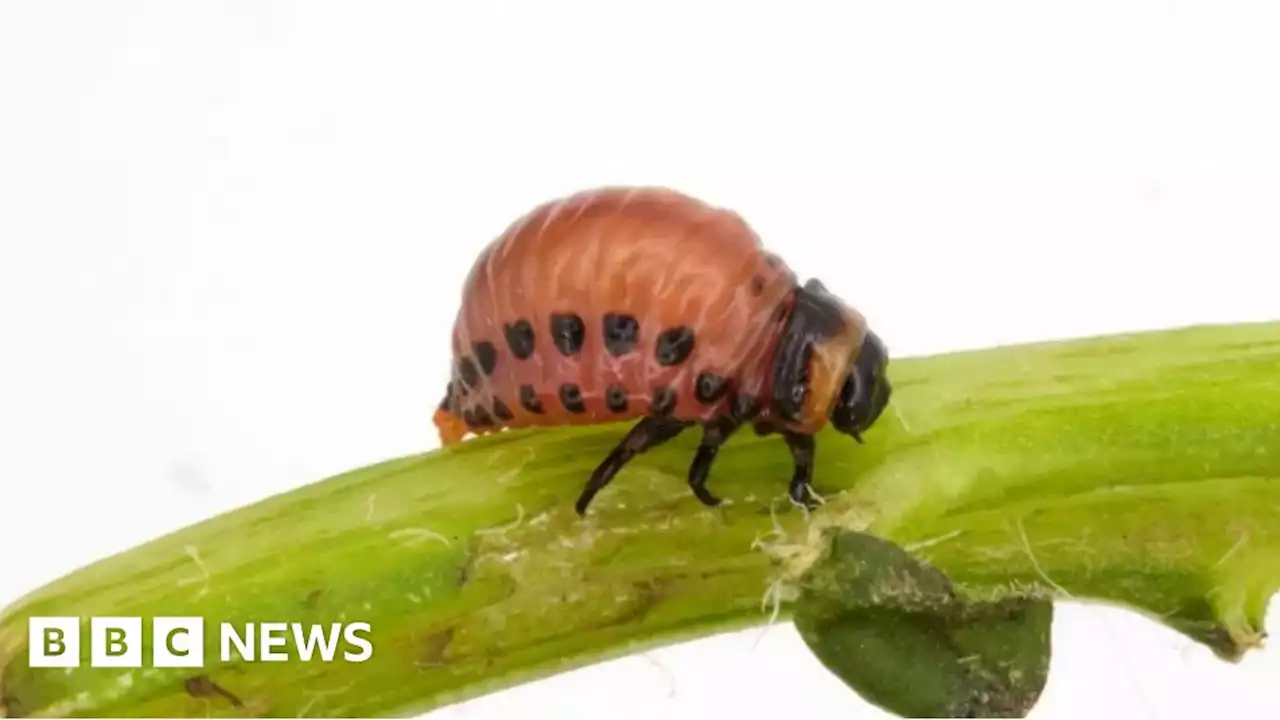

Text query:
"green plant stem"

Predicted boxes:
[[2, 321, 1278, 718]]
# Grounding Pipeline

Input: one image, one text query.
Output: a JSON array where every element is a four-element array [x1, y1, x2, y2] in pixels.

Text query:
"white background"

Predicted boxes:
[[3, 1, 1280, 718]]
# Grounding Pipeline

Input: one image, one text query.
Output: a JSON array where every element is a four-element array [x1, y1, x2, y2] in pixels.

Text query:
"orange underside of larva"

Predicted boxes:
[[433, 406, 470, 446]]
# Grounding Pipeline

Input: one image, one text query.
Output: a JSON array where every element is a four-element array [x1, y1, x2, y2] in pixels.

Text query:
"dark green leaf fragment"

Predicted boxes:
[[793, 529, 1053, 719]]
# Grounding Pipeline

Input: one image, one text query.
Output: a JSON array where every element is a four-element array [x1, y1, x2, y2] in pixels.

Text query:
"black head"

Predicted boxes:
[[830, 330, 891, 442], [769, 279, 890, 439]]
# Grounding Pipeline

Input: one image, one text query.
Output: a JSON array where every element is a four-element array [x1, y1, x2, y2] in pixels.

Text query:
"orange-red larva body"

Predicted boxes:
[[438, 187, 797, 437], [434, 186, 893, 514]]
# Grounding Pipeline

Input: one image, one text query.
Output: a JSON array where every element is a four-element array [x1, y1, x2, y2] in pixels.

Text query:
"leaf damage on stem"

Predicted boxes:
[[0, 321, 1277, 718]]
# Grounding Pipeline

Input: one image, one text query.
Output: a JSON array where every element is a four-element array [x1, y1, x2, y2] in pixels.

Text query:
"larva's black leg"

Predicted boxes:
[[576, 417, 689, 516], [782, 431, 817, 508], [687, 416, 742, 507]]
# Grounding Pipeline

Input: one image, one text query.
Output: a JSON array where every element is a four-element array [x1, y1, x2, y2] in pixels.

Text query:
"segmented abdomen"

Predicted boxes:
[[438, 186, 798, 442]]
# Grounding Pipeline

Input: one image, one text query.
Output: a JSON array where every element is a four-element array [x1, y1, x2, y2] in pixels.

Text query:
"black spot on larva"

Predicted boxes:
[[733, 393, 761, 420], [504, 320, 535, 360], [651, 387, 677, 416], [551, 313, 585, 356], [473, 341, 497, 375], [457, 357, 480, 389], [750, 276, 766, 296], [695, 372, 730, 404], [655, 326, 695, 366], [520, 385, 544, 414], [603, 313, 640, 356], [559, 383, 586, 413], [471, 405, 494, 427], [492, 397, 513, 421], [606, 385, 629, 413]]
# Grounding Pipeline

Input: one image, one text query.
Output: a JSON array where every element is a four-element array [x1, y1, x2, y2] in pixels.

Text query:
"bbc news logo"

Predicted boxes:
[[28, 617, 373, 668]]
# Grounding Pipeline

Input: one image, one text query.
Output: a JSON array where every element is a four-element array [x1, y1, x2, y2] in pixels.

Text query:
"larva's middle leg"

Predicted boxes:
[[687, 415, 742, 507]]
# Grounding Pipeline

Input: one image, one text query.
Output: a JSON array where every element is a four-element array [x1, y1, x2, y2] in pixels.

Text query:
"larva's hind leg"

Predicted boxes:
[[687, 416, 742, 507], [576, 417, 690, 516]]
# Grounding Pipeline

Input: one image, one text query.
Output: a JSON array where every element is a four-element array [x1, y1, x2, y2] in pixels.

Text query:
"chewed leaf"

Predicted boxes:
[[0, 321, 1277, 717], [794, 529, 1052, 718], [890, 474, 1280, 660]]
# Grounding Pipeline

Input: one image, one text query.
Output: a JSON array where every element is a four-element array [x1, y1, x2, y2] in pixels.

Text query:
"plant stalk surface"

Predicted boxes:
[[1, 321, 1278, 717]]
